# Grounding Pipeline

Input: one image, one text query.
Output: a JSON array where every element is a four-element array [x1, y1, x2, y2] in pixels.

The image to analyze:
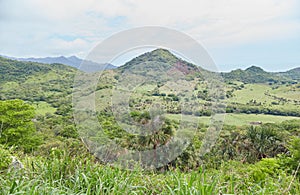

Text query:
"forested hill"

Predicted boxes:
[[221, 65, 300, 83], [1, 51, 299, 85], [0, 56, 76, 84], [0, 57, 77, 114], [277, 67, 300, 81], [0, 51, 299, 113]]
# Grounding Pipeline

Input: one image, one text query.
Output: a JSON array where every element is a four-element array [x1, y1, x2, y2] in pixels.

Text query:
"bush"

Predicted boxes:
[[248, 158, 282, 182], [0, 145, 12, 170], [0, 99, 42, 152]]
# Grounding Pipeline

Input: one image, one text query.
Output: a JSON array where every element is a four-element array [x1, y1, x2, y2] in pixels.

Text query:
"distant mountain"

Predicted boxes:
[[1, 50, 299, 115], [1, 51, 299, 83], [0, 56, 77, 107], [221, 65, 299, 83], [277, 67, 300, 81], [0, 55, 116, 72], [118, 49, 300, 84]]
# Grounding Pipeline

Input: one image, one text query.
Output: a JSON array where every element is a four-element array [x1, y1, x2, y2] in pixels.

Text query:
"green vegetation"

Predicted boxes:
[[167, 113, 300, 126], [0, 50, 300, 194], [0, 100, 42, 152], [1, 119, 300, 194], [221, 65, 299, 84]]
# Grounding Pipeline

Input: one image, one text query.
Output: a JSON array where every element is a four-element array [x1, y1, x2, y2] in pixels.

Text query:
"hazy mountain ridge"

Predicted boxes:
[[1, 51, 299, 82], [1, 49, 299, 84], [0, 55, 117, 72]]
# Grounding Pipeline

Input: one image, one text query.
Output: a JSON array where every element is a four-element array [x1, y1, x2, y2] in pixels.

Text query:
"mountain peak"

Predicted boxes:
[[149, 48, 173, 55], [68, 55, 80, 60], [122, 48, 180, 69], [119, 48, 202, 76], [245, 66, 266, 73], [148, 48, 178, 61]]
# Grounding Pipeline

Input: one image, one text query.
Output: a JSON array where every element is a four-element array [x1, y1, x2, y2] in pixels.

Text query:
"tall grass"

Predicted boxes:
[[1, 152, 299, 194]]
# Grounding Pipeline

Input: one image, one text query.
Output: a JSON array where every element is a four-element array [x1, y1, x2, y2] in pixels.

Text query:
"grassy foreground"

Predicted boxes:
[[1, 151, 300, 195]]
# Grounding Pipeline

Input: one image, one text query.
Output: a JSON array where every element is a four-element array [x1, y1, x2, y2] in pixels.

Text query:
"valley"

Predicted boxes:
[[0, 49, 300, 194]]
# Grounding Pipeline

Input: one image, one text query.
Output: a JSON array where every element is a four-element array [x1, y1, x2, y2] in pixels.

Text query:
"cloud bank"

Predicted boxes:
[[0, 0, 299, 71]]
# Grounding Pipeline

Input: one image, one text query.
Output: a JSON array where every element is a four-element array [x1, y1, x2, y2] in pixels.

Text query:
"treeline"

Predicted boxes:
[[226, 103, 300, 117]]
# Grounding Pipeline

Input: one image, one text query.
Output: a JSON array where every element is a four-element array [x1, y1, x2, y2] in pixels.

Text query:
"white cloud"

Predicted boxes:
[[0, 0, 299, 58]]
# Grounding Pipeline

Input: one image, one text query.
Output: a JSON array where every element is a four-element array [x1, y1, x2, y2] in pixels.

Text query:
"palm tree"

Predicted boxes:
[[246, 125, 281, 161]]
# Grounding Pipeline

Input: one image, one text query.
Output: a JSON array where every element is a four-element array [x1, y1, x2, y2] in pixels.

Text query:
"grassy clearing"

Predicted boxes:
[[226, 83, 300, 113], [166, 113, 300, 126], [271, 84, 300, 100], [32, 101, 56, 115], [227, 84, 273, 104], [223, 113, 300, 126]]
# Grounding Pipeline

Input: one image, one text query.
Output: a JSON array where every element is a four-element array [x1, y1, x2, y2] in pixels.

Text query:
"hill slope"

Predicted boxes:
[[1, 50, 299, 118], [0, 57, 77, 114], [221, 66, 297, 83], [277, 67, 300, 81]]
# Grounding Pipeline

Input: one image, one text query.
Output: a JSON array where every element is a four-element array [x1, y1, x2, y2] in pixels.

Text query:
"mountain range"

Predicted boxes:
[[1, 49, 300, 83], [0, 55, 116, 72], [0, 48, 299, 118]]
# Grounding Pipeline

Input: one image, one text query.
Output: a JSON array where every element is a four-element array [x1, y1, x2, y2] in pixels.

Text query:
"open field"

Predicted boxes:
[[166, 113, 300, 126], [32, 101, 57, 115]]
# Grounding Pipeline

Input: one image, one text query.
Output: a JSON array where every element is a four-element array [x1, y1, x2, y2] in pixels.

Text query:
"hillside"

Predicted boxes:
[[277, 67, 300, 80], [79, 49, 300, 126], [0, 57, 77, 115], [1, 49, 299, 119], [117, 49, 205, 80], [221, 65, 298, 83]]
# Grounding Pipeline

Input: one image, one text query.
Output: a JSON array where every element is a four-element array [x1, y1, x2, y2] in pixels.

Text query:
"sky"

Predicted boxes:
[[0, 0, 300, 72]]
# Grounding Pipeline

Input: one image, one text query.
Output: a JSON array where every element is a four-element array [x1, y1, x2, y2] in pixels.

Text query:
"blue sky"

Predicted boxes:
[[0, 0, 299, 72]]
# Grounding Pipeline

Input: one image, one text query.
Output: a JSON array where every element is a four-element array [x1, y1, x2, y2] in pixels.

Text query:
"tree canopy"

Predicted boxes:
[[0, 99, 41, 152]]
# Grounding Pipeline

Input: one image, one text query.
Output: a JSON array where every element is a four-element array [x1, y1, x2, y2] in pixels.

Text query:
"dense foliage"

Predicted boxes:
[[0, 100, 42, 152]]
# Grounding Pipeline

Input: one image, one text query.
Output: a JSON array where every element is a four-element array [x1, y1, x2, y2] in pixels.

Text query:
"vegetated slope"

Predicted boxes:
[[0, 57, 51, 84], [1, 50, 299, 119], [1, 52, 300, 194], [93, 48, 216, 114], [277, 67, 300, 81], [0, 57, 77, 114], [221, 66, 299, 83], [119, 48, 204, 76], [88, 48, 300, 118]]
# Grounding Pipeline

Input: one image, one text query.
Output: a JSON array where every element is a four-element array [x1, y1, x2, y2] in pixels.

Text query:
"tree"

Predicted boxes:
[[246, 125, 283, 161], [0, 100, 41, 152]]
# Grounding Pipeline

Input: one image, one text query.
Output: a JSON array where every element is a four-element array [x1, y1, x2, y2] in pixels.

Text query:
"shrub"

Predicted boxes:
[[248, 158, 282, 182], [0, 145, 12, 170]]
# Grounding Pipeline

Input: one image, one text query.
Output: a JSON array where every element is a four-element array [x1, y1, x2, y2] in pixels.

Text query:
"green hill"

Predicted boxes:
[[119, 48, 204, 77], [221, 65, 296, 83], [1, 50, 300, 194], [0, 57, 77, 115], [0, 50, 299, 119], [277, 67, 300, 80]]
